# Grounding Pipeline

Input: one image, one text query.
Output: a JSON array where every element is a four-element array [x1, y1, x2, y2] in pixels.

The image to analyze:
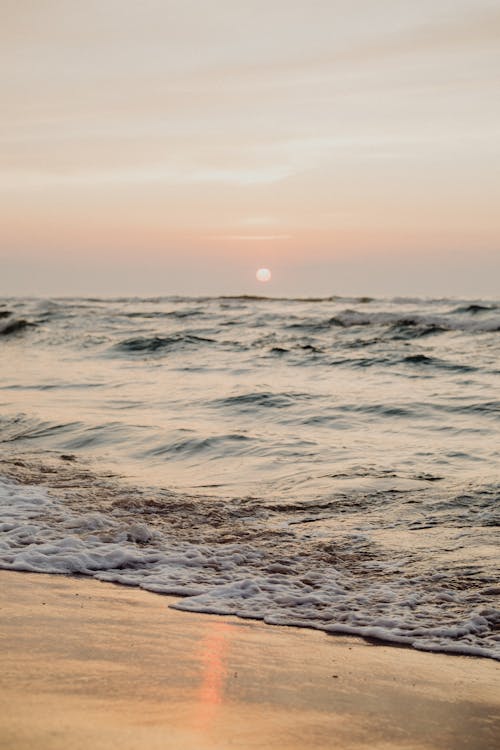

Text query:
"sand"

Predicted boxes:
[[0, 571, 498, 750]]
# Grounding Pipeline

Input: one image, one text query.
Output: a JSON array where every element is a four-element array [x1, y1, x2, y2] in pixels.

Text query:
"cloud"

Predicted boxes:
[[214, 234, 292, 241]]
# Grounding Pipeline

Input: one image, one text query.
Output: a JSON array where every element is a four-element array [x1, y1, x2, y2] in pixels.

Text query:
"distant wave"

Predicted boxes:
[[114, 333, 216, 353], [123, 309, 204, 319], [0, 319, 34, 336], [401, 354, 477, 372], [452, 303, 498, 314], [387, 322, 448, 339], [213, 391, 313, 411], [288, 309, 500, 334]]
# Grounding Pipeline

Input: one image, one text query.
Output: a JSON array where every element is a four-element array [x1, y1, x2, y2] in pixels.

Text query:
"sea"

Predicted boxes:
[[0, 295, 499, 660]]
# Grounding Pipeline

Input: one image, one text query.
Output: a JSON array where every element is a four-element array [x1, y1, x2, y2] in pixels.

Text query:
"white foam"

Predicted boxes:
[[0, 476, 498, 660]]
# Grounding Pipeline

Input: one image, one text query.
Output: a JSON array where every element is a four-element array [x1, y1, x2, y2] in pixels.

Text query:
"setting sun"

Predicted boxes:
[[256, 268, 271, 282]]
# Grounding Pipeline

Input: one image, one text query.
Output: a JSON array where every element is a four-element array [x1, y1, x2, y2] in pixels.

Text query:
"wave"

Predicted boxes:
[[123, 309, 204, 319], [0, 414, 144, 454], [0, 319, 34, 336], [439, 400, 500, 416], [0, 415, 84, 444], [288, 309, 500, 334], [302, 399, 500, 424], [0, 471, 498, 660], [387, 322, 448, 339], [321, 352, 477, 373], [144, 432, 253, 459], [452, 303, 499, 314], [114, 333, 216, 353], [401, 354, 476, 372], [213, 391, 312, 411]]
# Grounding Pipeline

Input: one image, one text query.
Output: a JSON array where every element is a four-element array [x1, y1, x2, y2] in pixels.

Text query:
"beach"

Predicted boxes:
[[3, 0, 499, 744], [1, 570, 498, 750]]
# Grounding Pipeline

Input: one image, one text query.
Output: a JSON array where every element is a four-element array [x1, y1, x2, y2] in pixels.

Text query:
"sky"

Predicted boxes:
[[1, 0, 499, 297]]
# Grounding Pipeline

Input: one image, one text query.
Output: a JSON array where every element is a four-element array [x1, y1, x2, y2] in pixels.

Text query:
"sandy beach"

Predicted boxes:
[[0, 570, 498, 750]]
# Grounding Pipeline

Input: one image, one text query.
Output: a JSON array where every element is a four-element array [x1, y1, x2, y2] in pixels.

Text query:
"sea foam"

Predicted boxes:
[[1, 475, 498, 660]]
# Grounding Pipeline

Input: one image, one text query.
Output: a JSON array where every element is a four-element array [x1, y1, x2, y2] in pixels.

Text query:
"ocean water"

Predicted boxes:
[[0, 295, 499, 659]]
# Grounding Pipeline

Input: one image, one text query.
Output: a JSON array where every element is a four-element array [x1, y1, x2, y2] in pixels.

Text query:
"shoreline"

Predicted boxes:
[[1, 457, 498, 663], [1, 570, 499, 749]]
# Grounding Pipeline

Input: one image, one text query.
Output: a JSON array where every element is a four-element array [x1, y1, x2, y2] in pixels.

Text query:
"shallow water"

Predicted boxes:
[[0, 295, 499, 658]]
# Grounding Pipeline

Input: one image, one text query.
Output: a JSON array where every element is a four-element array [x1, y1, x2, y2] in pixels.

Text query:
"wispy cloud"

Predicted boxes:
[[211, 234, 292, 241]]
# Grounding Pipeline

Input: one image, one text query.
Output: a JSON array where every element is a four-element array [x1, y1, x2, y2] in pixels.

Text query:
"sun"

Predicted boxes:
[[256, 268, 271, 282]]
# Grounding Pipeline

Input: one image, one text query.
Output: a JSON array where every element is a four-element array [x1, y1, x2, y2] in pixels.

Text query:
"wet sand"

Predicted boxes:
[[0, 570, 498, 750]]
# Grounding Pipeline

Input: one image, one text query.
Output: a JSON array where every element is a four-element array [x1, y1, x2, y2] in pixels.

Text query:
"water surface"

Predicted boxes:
[[0, 295, 498, 658]]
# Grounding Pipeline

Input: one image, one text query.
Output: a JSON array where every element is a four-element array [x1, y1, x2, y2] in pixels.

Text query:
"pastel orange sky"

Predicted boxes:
[[1, 0, 499, 296]]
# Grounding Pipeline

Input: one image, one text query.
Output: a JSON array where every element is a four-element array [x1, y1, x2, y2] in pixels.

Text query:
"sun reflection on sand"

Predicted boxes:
[[194, 622, 233, 733]]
